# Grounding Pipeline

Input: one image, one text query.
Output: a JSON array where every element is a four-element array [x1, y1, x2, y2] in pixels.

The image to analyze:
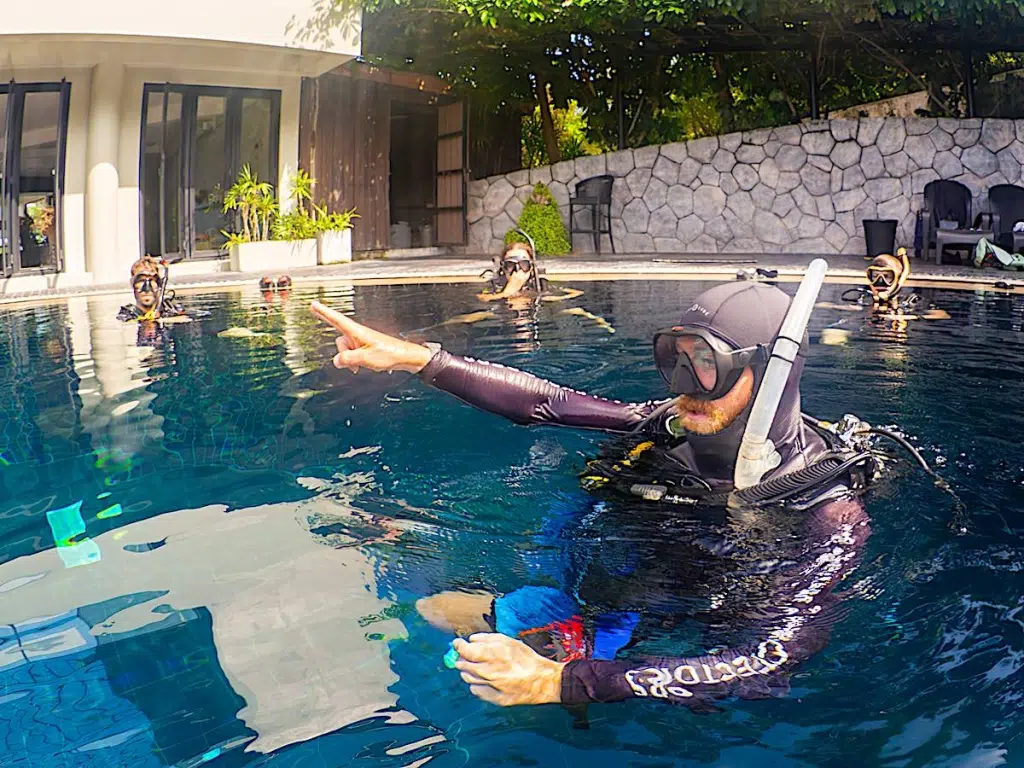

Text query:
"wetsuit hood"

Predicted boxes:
[[669, 282, 820, 484]]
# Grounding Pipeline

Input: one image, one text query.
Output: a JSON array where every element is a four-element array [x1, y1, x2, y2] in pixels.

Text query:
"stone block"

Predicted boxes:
[[961, 145, 999, 177], [491, 212, 516, 240], [684, 233, 719, 253], [876, 119, 907, 156], [758, 158, 780, 189], [816, 195, 836, 221], [797, 216, 827, 239], [623, 233, 656, 252], [909, 168, 939, 196], [705, 216, 733, 242], [623, 199, 650, 233], [727, 190, 755, 222], [661, 142, 688, 163], [905, 117, 936, 136], [773, 125, 802, 145], [468, 179, 489, 198], [830, 141, 862, 169], [751, 183, 776, 211], [861, 146, 885, 179], [652, 156, 680, 186], [904, 134, 937, 168], [776, 145, 808, 171], [802, 129, 835, 156], [981, 119, 1015, 153], [938, 118, 959, 133], [626, 168, 652, 198], [771, 192, 796, 217], [831, 119, 858, 142], [778, 172, 801, 193], [722, 237, 763, 253], [678, 157, 702, 186], [724, 208, 754, 238], [933, 149, 962, 181], [530, 166, 552, 185], [606, 150, 635, 177], [483, 178, 516, 217], [825, 222, 848, 251], [753, 210, 790, 244], [467, 195, 484, 224], [633, 145, 660, 169], [667, 185, 695, 218], [549, 181, 570, 207], [694, 185, 727, 220], [469, 219, 491, 249], [506, 195, 524, 224], [654, 237, 685, 253], [853, 199, 877, 228], [857, 118, 885, 147], [676, 214, 705, 242], [507, 169, 530, 187], [843, 165, 867, 191], [865, 177, 902, 202], [720, 174, 739, 195], [575, 155, 607, 179], [648, 205, 679, 237], [998, 147, 1022, 184], [792, 186, 816, 217], [929, 126, 954, 152], [688, 136, 719, 163], [742, 128, 772, 146], [878, 196, 910, 223], [733, 164, 759, 191], [736, 144, 766, 164], [954, 128, 981, 148], [808, 155, 833, 172], [883, 151, 910, 177], [800, 165, 830, 195], [764, 139, 781, 158], [842, 236, 867, 255], [721, 132, 742, 151], [834, 187, 867, 213], [610, 181, 630, 218], [712, 148, 737, 173], [645, 178, 669, 211], [782, 205, 803, 230], [699, 165, 721, 186]]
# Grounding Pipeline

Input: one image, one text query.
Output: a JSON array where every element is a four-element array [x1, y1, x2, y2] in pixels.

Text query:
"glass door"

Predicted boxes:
[[140, 85, 280, 261], [1, 82, 69, 276]]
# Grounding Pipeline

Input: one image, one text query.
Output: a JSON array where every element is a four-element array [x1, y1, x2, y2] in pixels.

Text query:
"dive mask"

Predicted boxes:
[[652, 326, 769, 400], [133, 275, 161, 294]]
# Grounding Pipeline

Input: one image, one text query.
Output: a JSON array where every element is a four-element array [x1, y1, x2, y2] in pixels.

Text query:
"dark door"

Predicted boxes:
[[141, 85, 280, 261], [435, 100, 467, 246], [1, 81, 70, 276]]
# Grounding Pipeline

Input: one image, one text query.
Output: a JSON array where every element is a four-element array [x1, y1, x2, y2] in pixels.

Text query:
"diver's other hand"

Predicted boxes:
[[453, 633, 563, 706], [310, 301, 434, 374]]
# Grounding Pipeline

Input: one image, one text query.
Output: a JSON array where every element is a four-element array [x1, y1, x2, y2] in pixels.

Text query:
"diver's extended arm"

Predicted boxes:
[[419, 348, 661, 431], [559, 498, 870, 705]]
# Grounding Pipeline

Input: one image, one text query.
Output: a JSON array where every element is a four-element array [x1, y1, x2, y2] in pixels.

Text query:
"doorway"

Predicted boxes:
[[1, 82, 71, 276], [140, 84, 280, 260]]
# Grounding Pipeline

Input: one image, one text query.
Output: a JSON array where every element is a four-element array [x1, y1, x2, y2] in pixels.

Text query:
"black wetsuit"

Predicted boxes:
[[416, 282, 871, 707]]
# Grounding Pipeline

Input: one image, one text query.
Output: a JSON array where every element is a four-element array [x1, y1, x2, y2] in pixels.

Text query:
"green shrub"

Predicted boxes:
[[503, 183, 571, 256]]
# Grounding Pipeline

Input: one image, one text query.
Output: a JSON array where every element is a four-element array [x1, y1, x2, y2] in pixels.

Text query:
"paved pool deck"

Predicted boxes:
[[2, 253, 1023, 307]]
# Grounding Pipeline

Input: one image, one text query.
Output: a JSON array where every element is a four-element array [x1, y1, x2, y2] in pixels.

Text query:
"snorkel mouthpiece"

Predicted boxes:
[[733, 259, 828, 492]]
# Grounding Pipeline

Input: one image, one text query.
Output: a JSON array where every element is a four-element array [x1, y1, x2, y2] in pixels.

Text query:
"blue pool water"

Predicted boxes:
[[0, 279, 1021, 767]]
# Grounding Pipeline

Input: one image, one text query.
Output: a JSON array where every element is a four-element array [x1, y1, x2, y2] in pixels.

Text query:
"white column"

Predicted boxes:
[[84, 59, 125, 284]]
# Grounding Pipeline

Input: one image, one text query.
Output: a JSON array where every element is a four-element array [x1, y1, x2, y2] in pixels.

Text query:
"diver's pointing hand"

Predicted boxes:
[[310, 301, 434, 374]]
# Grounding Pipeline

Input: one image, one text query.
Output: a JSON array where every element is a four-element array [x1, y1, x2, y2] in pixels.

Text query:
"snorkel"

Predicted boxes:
[[867, 248, 910, 304], [733, 259, 827, 491], [510, 228, 543, 293]]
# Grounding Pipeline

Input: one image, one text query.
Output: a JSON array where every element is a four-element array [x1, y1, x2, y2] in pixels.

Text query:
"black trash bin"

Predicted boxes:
[[863, 218, 898, 257]]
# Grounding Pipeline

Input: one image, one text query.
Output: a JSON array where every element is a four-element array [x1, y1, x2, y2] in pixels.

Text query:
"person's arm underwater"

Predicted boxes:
[[452, 498, 871, 707], [311, 301, 663, 432]]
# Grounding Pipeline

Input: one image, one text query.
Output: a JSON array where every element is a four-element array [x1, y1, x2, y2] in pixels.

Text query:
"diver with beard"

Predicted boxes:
[[117, 256, 187, 322], [310, 275, 894, 710]]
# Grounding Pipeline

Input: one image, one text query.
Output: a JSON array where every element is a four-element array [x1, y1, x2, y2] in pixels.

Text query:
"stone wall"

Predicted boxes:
[[467, 117, 1024, 255]]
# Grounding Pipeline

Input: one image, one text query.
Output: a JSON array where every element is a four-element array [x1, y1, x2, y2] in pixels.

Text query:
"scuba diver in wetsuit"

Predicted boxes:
[[310, 269, 914, 710], [117, 256, 187, 322], [839, 248, 949, 322], [478, 239, 583, 303]]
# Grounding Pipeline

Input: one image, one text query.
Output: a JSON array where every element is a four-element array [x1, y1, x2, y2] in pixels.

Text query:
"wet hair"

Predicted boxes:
[[130, 256, 162, 285], [502, 241, 533, 260]]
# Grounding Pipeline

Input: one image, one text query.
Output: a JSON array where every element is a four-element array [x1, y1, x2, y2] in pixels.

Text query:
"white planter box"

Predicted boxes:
[[229, 239, 317, 273], [317, 229, 353, 264]]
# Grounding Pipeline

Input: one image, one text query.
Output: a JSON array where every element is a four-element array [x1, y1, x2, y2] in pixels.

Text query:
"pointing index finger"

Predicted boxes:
[[310, 301, 358, 333]]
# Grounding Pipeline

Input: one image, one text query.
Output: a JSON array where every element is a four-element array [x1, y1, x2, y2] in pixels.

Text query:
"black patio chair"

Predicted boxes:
[[988, 184, 1024, 255], [918, 179, 992, 265], [569, 174, 616, 255]]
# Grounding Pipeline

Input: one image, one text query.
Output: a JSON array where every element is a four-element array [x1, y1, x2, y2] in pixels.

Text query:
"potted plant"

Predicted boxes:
[[316, 206, 359, 264], [222, 167, 318, 272]]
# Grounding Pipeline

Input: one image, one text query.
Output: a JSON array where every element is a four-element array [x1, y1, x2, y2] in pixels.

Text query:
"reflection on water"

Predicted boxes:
[[0, 280, 1023, 766]]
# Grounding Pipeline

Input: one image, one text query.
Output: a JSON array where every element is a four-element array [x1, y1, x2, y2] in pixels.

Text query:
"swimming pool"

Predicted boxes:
[[0, 279, 1021, 766]]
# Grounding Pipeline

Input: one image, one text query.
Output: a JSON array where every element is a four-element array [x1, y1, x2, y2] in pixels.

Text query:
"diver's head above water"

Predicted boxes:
[[651, 282, 810, 478], [130, 256, 164, 313], [866, 248, 909, 305]]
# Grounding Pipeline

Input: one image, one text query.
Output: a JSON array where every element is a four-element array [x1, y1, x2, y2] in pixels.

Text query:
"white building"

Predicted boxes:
[[0, 1, 360, 291]]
